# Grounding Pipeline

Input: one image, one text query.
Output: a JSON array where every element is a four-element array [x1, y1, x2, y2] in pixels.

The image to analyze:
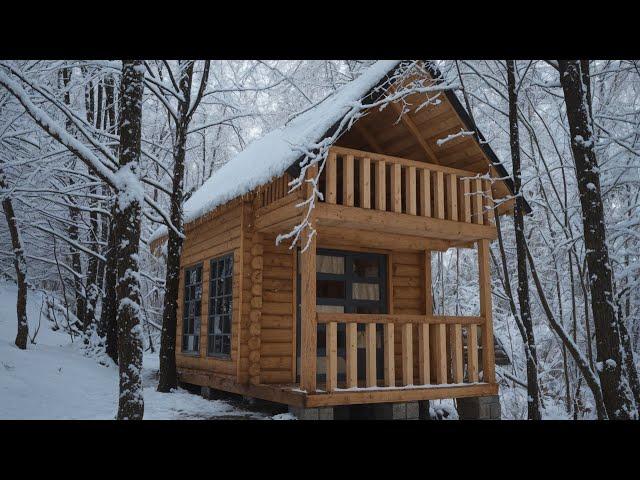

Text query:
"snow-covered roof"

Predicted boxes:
[[150, 60, 400, 243]]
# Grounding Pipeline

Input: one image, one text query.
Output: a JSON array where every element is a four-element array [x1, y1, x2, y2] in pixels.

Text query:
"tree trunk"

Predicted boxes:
[[557, 59, 638, 419], [98, 202, 119, 364], [506, 59, 542, 420], [1, 174, 28, 350], [114, 59, 145, 420], [158, 61, 193, 392]]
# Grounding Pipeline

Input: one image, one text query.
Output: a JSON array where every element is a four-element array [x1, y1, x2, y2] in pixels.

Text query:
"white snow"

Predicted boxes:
[[0, 282, 283, 420], [149, 60, 400, 243]]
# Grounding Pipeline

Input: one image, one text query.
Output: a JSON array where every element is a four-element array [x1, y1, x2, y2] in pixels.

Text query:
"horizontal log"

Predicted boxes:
[[316, 313, 485, 326]]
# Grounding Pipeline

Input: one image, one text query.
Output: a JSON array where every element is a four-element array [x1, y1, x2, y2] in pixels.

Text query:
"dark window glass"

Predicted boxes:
[[353, 256, 379, 278], [182, 264, 202, 354], [317, 279, 345, 299], [208, 253, 233, 357]]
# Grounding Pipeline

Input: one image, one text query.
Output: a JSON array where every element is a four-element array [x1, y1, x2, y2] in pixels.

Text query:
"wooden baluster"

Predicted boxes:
[[390, 163, 402, 213], [326, 152, 337, 204], [402, 324, 413, 386], [419, 169, 431, 217], [405, 165, 417, 215], [375, 160, 386, 211], [472, 178, 483, 225], [346, 323, 358, 388], [359, 157, 371, 209], [478, 239, 496, 383], [451, 322, 464, 384], [343, 154, 355, 206], [483, 179, 495, 225], [446, 173, 458, 221], [433, 322, 447, 384], [467, 324, 479, 382], [365, 323, 377, 387], [432, 170, 445, 219], [419, 250, 432, 385], [459, 177, 471, 223], [326, 322, 337, 392], [383, 323, 395, 387]]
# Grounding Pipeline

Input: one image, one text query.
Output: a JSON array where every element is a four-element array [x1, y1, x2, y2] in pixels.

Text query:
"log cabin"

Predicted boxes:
[[150, 60, 518, 419]]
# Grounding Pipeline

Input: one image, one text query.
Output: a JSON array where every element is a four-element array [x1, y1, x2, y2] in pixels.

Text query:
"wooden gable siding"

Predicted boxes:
[[176, 201, 245, 380]]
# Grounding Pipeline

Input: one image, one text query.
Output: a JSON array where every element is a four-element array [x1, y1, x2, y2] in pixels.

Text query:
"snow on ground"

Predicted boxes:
[[0, 282, 285, 420]]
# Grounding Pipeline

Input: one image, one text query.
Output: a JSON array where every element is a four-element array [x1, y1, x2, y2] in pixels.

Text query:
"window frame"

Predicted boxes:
[[207, 253, 234, 359], [181, 263, 203, 355]]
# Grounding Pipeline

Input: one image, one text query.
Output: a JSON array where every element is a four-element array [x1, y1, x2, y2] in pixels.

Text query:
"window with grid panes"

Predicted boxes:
[[182, 264, 203, 353], [208, 254, 234, 357]]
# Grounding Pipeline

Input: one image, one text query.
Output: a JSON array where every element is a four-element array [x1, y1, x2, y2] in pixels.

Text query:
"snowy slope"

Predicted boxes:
[[149, 60, 400, 243], [0, 282, 288, 420]]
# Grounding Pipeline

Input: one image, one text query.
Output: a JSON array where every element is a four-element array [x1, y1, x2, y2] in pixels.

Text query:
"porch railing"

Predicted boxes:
[[320, 146, 494, 226], [316, 313, 493, 391]]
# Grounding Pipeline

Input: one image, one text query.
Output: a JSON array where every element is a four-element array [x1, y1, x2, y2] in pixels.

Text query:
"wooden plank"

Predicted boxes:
[[326, 152, 337, 204], [317, 226, 451, 252], [467, 324, 479, 382], [315, 203, 498, 242], [432, 170, 445, 220], [390, 163, 402, 213], [383, 324, 395, 387], [419, 168, 431, 217], [375, 159, 386, 211], [405, 165, 417, 215], [473, 178, 483, 225], [346, 323, 358, 388], [478, 239, 496, 383], [305, 383, 498, 408], [326, 322, 337, 392], [316, 312, 485, 325], [446, 173, 458, 222], [343, 154, 354, 207], [459, 177, 471, 223], [359, 157, 371, 209], [402, 324, 413, 386], [365, 323, 377, 388]]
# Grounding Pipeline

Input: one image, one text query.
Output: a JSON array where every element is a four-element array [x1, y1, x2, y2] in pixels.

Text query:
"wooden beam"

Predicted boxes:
[[478, 239, 496, 383], [317, 225, 452, 252], [304, 382, 499, 408], [316, 313, 485, 325], [315, 203, 497, 242], [389, 101, 440, 164], [300, 165, 318, 392]]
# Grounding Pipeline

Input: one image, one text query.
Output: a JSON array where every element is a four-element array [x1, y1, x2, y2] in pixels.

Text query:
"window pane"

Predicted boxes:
[[222, 315, 231, 334], [224, 277, 232, 295], [353, 257, 379, 277], [316, 304, 345, 313], [352, 282, 379, 301], [317, 279, 345, 299], [355, 304, 381, 314], [222, 336, 231, 354], [317, 255, 344, 274]]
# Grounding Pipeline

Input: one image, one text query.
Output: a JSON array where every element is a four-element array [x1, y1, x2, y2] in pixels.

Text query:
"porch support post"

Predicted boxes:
[[477, 239, 496, 384], [300, 165, 318, 392]]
